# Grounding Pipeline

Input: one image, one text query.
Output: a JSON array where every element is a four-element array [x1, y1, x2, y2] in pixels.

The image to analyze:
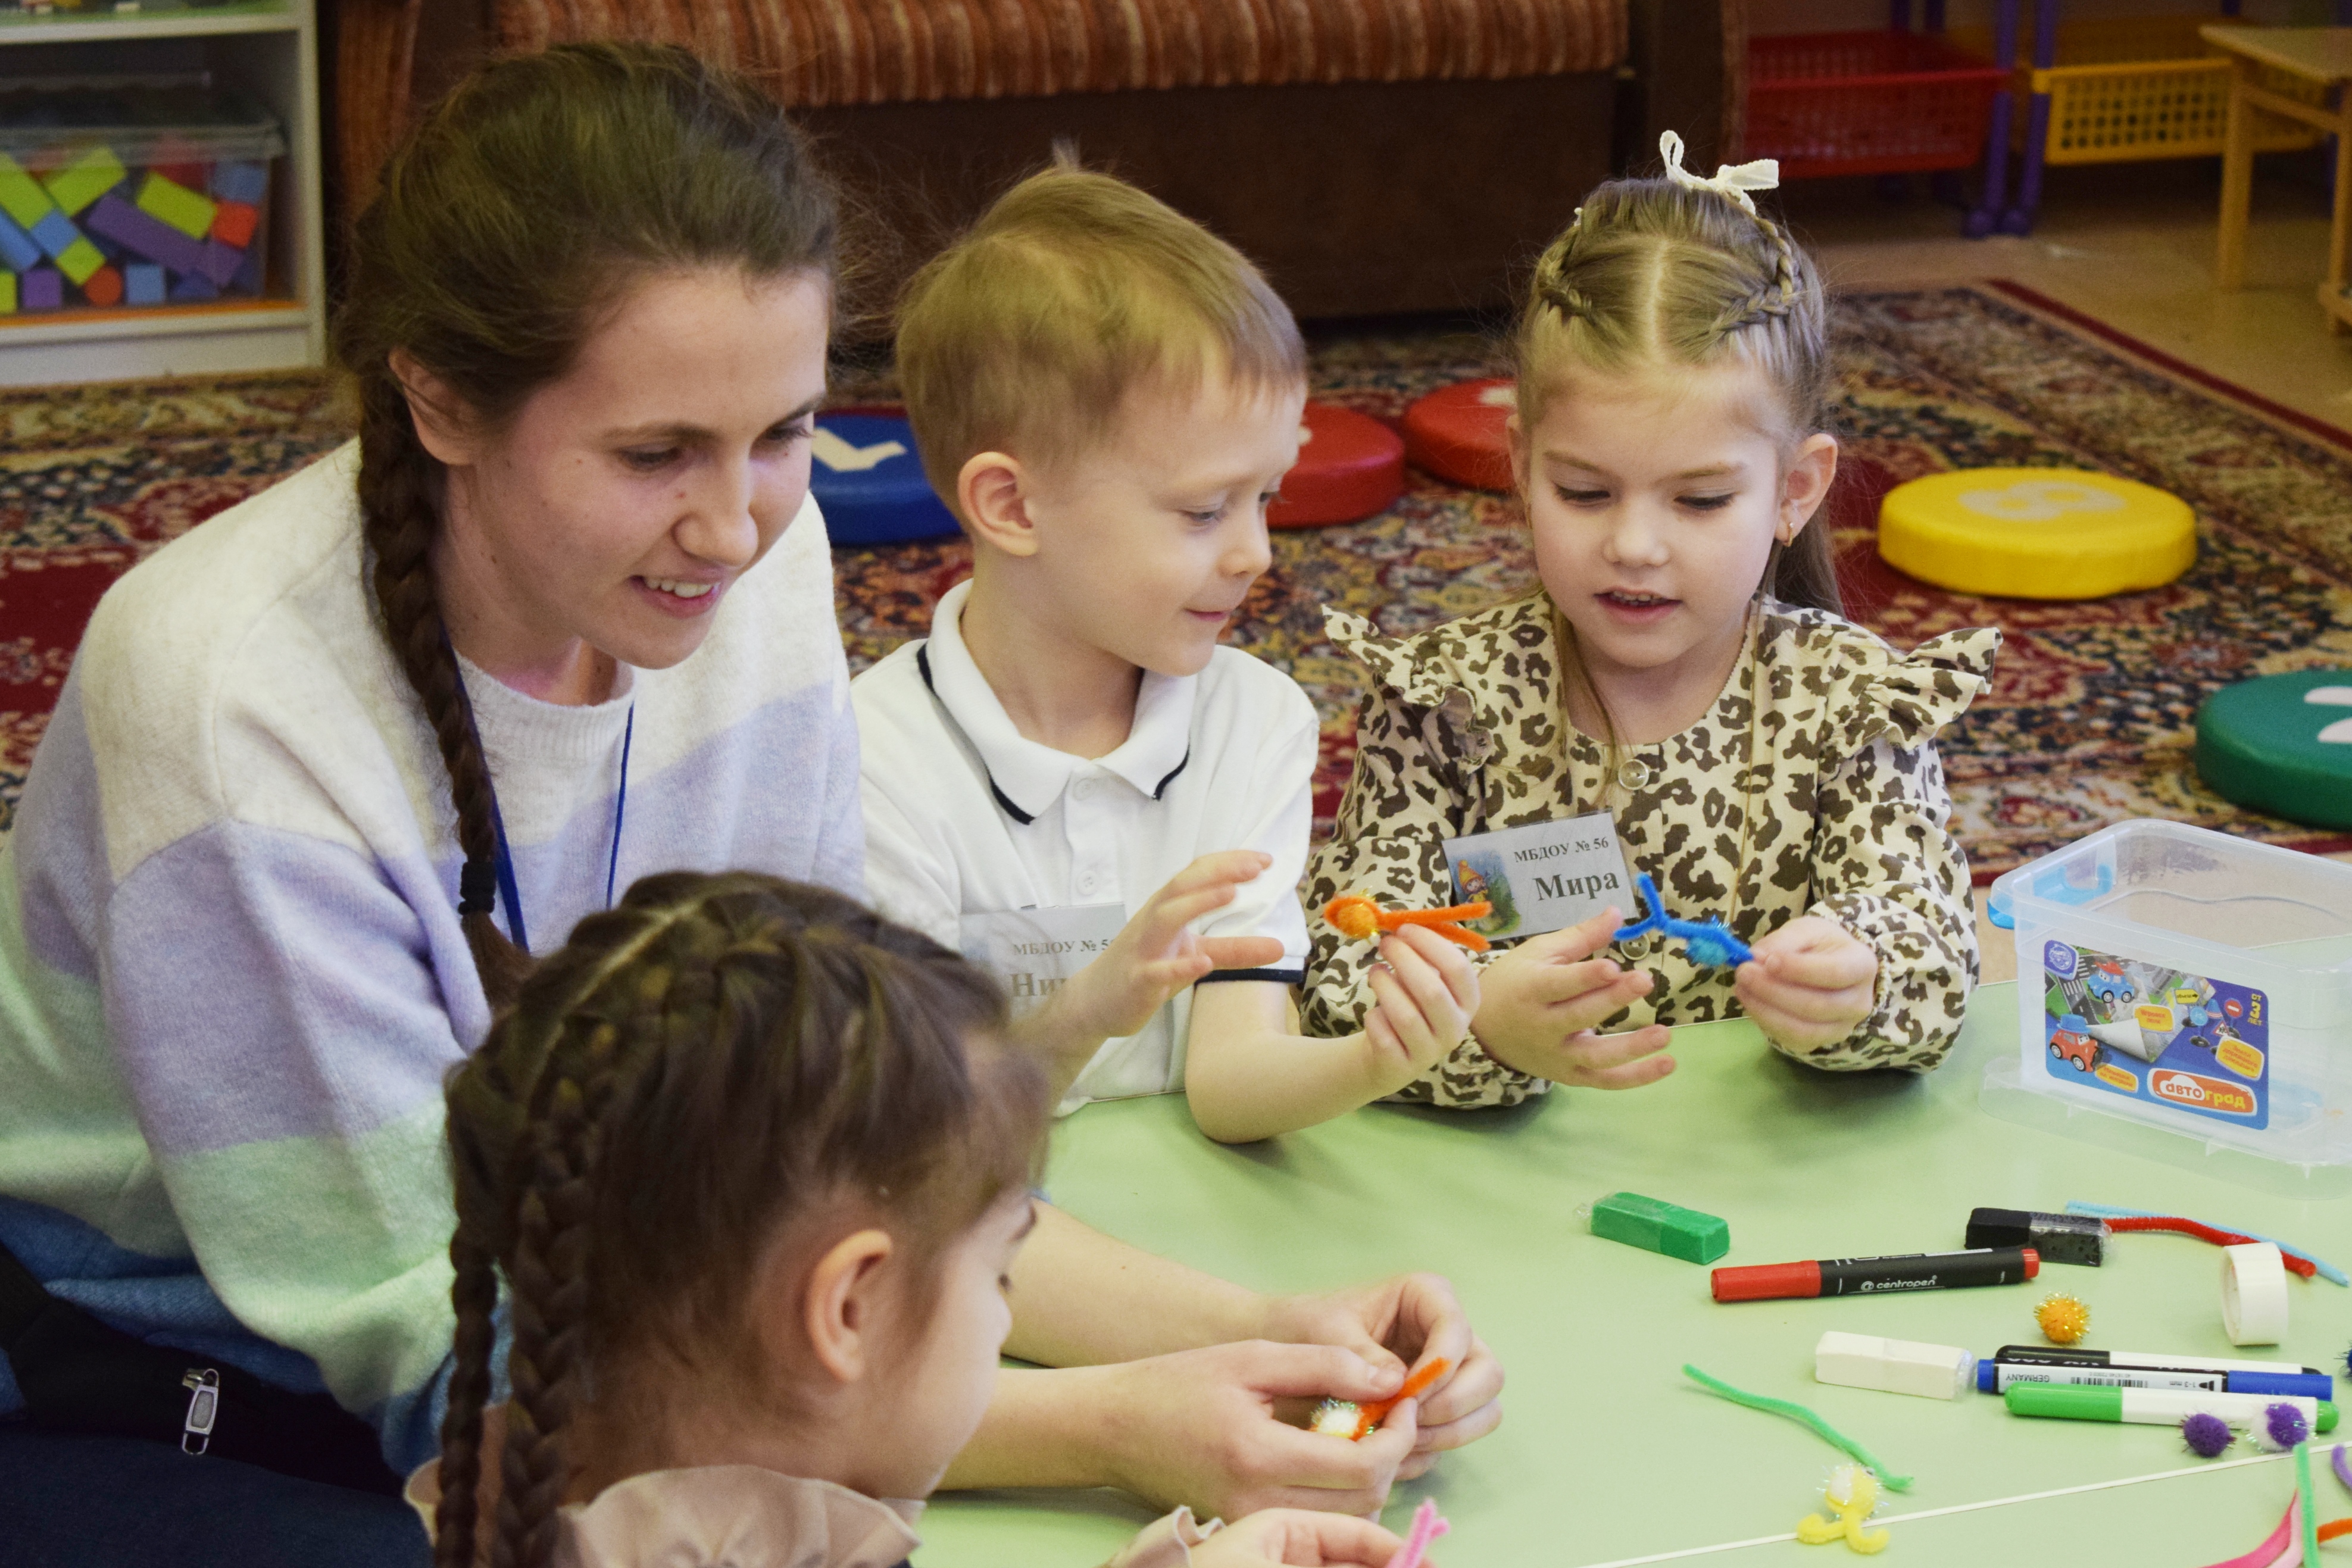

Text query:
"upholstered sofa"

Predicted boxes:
[[329, 0, 1735, 320]]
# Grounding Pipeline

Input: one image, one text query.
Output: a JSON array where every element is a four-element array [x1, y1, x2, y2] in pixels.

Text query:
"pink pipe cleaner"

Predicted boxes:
[[1391, 1498, 1451, 1568], [2201, 1496, 2300, 1568]]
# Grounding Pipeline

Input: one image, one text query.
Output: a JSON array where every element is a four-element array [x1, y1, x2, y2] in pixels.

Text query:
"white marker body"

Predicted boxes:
[[2114, 1389, 2317, 1428]]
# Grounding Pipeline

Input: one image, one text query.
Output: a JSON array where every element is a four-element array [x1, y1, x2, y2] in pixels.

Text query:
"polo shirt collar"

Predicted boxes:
[[919, 579, 1196, 824]]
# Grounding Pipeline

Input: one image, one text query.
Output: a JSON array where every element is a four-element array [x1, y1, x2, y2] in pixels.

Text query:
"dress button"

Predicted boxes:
[[1617, 756, 1654, 791]]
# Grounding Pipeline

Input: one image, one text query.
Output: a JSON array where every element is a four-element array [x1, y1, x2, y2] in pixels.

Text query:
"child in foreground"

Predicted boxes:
[[858, 165, 1479, 1142], [1300, 134, 2000, 1110], [412, 872, 1418, 1567]]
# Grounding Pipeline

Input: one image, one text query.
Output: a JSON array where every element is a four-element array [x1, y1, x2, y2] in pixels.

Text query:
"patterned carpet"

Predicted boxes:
[[5, 282, 2351, 882]]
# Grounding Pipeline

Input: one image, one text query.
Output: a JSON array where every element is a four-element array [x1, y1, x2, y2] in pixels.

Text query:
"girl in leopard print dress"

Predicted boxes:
[[1298, 135, 2000, 1111]]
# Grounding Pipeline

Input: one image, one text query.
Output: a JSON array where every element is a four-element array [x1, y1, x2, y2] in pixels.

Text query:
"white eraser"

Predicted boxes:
[[1814, 1330, 1974, 1400]]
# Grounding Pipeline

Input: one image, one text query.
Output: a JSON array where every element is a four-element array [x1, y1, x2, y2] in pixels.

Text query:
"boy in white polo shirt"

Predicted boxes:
[[855, 166, 1479, 1134]]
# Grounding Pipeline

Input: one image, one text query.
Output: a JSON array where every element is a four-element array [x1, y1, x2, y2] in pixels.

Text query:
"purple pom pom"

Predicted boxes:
[[2182, 1412, 2233, 1458], [2264, 1402, 2309, 1448]]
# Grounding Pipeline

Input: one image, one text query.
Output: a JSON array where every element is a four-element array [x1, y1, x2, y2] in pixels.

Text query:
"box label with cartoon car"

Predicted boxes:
[[2041, 942, 2270, 1129]]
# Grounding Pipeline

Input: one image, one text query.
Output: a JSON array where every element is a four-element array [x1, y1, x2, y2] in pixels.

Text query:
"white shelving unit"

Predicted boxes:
[[0, 0, 324, 385]]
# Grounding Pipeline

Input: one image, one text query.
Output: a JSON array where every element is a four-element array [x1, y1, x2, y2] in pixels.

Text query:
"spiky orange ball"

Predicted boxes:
[[2035, 1292, 2091, 1345]]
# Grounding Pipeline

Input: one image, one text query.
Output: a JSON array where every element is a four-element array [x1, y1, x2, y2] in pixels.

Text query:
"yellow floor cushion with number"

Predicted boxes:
[[1876, 467, 2197, 599]]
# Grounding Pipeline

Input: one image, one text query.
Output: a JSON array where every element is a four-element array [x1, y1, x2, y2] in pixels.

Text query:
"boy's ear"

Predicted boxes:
[[957, 452, 1042, 558], [800, 1228, 897, 1386], [388, 348, 480, 468], [1776, 433, 1840, 545]]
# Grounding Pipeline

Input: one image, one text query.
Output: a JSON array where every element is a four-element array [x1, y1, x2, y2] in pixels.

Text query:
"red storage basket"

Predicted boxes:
[[1745, 31, 2007, 178]]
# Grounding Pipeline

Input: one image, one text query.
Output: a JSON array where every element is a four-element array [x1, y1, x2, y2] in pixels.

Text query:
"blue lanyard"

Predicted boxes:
[[483, 703, 634, 954]]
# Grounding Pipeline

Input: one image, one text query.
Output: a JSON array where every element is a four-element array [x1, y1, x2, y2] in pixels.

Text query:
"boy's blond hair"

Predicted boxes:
[[895, 165, 1306, 506]]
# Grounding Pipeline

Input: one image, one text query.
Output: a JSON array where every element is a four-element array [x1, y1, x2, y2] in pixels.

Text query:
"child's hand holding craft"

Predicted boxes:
[[1735, 916, 1879, 1052], [1184, 1510, 1411, 1566], [1364, 926, 1482, 1077], [1469, 907, 1675, 1089]]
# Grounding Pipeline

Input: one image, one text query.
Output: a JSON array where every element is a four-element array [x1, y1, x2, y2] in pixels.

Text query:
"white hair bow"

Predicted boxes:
[[1659, 130, 1779, 215]]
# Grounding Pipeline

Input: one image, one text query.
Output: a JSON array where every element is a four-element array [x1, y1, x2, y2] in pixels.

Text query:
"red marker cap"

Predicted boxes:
[[1711, 1260, 1821, 1302], [2024, 1247, 2041, 1279]]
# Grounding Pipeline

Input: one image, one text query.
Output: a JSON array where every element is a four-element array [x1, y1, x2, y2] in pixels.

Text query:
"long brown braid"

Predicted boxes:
[[433, 872, 1050, 1568], [331, 43, 840, 1008]]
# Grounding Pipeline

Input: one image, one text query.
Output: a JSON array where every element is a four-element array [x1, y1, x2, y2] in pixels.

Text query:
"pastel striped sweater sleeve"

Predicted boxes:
[[0, 443, 861, 1470]]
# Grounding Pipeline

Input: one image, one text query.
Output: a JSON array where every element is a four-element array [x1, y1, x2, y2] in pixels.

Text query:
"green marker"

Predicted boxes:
[[1589, 1191, 1730, 1264], [2007, 1382, 2337, 1432]]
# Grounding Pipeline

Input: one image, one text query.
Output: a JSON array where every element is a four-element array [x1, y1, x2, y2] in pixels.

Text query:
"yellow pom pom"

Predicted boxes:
[[1323, 894, 1382, 941], [2035, 1292, 2091, 1345]]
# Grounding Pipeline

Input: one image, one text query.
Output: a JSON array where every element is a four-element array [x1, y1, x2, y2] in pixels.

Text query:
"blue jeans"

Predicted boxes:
[[0, 1425, 428, 1568]]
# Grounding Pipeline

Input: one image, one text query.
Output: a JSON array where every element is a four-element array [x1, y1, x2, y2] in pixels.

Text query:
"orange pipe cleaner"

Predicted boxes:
[[1350, 1357, 1455, 1440], [1323, 894, 1492, 953]]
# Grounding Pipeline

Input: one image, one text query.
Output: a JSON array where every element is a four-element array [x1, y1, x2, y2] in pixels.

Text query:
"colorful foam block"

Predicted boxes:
[[123, 261, 165, 306], [195, 239, 243, 288], [86, 193, 209, 274], [0, 208, 39, 272], [40, 146, 126, 216], [148, 134, 208, 192], [170, 271, 218, 302], [232, 243, 264, 295], [29, 209, 78, 257], [0, 272, 15, 316], [55, 237, 104, 287], [212, 161, 268, 205], [136, 173, 218, 240], [21, 268, 63, 311], [210, 199, 258, 249], [0, 152, 55, 230], [82, 264, 123, 307]]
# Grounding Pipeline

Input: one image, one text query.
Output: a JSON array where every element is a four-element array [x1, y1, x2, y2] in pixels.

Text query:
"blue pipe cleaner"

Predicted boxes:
[[1614, 872, 1754, 968]]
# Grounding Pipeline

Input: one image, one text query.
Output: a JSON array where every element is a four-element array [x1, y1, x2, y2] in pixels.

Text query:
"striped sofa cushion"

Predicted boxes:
[[497, 0, 1626, 108]]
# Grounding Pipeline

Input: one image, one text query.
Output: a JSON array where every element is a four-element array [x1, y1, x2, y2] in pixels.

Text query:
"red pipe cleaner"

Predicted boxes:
[[2104, 1217, 2319, 1279]]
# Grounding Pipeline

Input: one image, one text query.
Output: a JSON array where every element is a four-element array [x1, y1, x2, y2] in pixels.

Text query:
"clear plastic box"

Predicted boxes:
[[1988, 821, 2352, 1175], [0, 76, 285, 318]]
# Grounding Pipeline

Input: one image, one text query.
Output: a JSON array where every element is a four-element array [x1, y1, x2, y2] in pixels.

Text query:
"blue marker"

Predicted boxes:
[[1615, 872, 1753, 967]]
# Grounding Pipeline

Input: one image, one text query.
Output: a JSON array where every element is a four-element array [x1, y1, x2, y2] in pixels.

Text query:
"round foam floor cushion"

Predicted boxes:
[[1403, 379, 1517, 492], [808, 413, 960, 546], [1876, 467, 2196, 599], [2195, 669, 2352, 830], [1269, 402, 1405, 528]]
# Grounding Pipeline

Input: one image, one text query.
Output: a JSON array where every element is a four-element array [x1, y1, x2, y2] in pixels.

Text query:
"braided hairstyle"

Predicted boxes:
[[332, 43, 840, 1009], [433, 872, 1048, 1568], [1516, 171, 1839, 616]]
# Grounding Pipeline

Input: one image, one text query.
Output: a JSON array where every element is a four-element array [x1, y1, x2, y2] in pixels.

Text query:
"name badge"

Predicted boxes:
[[1442, 811, 1631, 943], [959, 904, 1127, 1014]]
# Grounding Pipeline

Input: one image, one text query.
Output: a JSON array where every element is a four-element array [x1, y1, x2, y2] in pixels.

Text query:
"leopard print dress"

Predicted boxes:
[[1301, 592, 2001, 1108]]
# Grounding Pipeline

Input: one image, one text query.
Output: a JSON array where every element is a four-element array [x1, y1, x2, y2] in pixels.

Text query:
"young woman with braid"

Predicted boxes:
[[0, 41, 1499, 1565], [1298, 134, 2000, 1114], [408, 872, 1416, 1568]]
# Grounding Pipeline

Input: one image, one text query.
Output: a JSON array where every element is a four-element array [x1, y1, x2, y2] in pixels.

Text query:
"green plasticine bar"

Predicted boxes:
[[0, 152, 56, 230], [1591, 1191, 1730, 1264], [135, 172, 218, 240], [42, 146, 126, 217]]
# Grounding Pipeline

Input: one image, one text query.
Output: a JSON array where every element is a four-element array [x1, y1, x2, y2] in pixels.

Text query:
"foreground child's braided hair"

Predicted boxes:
[[333, 43, 839, 1008], [432, 872, 1048, 1568]]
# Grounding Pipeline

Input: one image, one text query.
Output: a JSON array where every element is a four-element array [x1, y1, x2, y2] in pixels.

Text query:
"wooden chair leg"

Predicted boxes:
[[2216, 57, 2256, 291]]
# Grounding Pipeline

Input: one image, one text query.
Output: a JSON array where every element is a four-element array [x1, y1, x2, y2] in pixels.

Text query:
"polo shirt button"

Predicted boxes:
[[1077, 873, 1099, 895], [1073, 778, 1097, 801], [1617, 757, 1653, 791]]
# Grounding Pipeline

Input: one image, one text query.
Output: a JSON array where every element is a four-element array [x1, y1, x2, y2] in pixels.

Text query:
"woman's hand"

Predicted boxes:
[[1735, 915, 1878, 1053], [1467, 907, 1674, 1089], [1188, 1510, 1413, 1566], [1096, 1343, 1422, 1517], [1256, 1273, 1503, 1474]]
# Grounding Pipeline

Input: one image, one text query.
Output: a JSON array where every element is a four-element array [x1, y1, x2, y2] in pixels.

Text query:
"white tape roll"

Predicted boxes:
[[2221, 1242, 2289, 1345]]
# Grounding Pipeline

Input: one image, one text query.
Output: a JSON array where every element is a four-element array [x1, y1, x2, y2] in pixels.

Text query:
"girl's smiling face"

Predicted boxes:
[[1513, 362, 1838, 705]]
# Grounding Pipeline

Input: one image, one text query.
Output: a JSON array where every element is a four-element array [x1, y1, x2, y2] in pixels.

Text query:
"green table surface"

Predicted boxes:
[[916, 982, 2352, 1567]]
